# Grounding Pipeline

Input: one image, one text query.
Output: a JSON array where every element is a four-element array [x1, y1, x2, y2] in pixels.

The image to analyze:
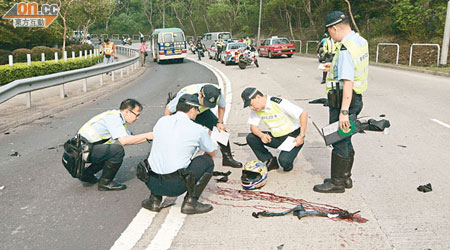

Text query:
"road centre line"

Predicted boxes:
[[110, 58, 233, 250], [109, 209, 156, 250], [431, 118, 450, 129]]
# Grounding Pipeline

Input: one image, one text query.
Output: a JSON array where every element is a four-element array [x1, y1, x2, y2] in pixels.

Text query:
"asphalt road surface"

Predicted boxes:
[[0, 58, 217, 250]]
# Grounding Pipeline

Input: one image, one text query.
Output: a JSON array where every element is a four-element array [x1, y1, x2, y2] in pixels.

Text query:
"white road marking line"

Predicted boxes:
[[110, 209, 157, 250], [145, 197, 186, 250], [431, 118, 450, 129]]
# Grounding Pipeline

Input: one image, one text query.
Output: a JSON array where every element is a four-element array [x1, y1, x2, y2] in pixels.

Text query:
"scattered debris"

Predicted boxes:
[[9, 152, 20, 157], [380, 114, 386, 117], [0, 186, 5, 190], [215, 176, 229, 182], [397, 145, 407, 148], [261, 72, 266, 74], [417, 183, 432, 193], [277, 244, 284, 250], [213, 171, 231, 183], [308, 98, 328, 106], [4, 132, 10, 135]]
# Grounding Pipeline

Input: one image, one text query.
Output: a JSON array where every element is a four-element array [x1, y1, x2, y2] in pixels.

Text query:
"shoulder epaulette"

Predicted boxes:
[[340, 44, 347, 51], [270, 96, 283, 104]]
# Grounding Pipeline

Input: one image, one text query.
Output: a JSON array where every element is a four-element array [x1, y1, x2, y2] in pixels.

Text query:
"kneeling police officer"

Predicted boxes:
[[165, 83, 242, 168], [143, 94, 216, 214], [70, 99, 153, 191]]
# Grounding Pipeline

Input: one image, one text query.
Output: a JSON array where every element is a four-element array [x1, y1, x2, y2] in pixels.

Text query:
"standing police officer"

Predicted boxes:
[[143, 94, 216, 214], [241, 87, 308, 172], [313, 11, 368, 193], [320, 33, 337, 84], [77, 99, 153, 191], [165, 83, 242, 168]]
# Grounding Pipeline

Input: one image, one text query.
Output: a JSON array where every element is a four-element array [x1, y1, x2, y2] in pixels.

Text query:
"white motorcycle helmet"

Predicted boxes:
[[241, 160, 268, 190]]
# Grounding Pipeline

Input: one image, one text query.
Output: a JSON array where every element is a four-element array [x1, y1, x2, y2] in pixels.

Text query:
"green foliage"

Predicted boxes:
[[12, 49, 34, 63], [0, 49, 12, 65], [31, 46, 54, 61], [0, 56, 103, 85]]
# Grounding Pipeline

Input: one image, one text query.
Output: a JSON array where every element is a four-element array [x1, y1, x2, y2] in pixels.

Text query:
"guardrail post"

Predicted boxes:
[[27, 54, 31, 66], [54, 52, 58, 63], [79, 51, 82, 59], [84, 50, 87, 59], [41, 53, 45, 62], [26, 92, 31, 108], [100, 74, 104, 85], [60, 84, 65, 99], [64, 51, 67, 62], [112, 71, 115, 82], [9, 55, 13, 66], [121, 68, 123, 78], [83, 79, 87, 92], [72, 51, 75, 60], [127, 66, 129, 75], [89, 50, 92, 58]]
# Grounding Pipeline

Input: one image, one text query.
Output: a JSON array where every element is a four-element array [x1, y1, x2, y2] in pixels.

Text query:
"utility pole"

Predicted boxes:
[[440, 0, 450, 66], [257, 0, 262, 47], [163, 0, 166, 28]]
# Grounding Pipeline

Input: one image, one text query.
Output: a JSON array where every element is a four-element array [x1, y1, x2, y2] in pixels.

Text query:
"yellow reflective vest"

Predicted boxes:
[[180, 83, 220, 114], [326, 35, 369, 94], [78, 110, 127, 144], [256, 99, 296, 137], [323, 37, 336, 54]]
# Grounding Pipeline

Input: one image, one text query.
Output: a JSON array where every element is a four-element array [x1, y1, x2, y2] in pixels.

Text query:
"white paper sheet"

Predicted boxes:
[[318, 64, 326, 70], [277, 136, 296, 152], [211, 127, 230, 145]]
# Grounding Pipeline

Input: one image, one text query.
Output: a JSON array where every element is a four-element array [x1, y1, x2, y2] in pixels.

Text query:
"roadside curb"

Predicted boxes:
[[0, 66, 147, 133]]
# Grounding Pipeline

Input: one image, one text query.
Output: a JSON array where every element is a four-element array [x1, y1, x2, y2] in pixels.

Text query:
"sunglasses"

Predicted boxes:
[[129, 109, 140, 117]]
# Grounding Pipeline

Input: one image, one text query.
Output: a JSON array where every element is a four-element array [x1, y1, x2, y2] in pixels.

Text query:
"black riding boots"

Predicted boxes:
[[98, 161, 127, 191], [323, 151, 354, 188], [80, 162, 104, 184], [142, 194, 163, 212], [181, 173, 213, 215], [219, 142, 242, 168], [266, 156, 279, 171], [313, 152, 349, 193]]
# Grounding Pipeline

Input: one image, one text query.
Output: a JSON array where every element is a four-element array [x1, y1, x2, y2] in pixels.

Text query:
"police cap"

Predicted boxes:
[[325, 11, 349, 28]]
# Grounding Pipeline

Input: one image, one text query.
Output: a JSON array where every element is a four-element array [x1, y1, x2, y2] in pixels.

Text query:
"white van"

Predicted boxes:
[[201, 32, 232, 50], [151, 27, 187, 63]]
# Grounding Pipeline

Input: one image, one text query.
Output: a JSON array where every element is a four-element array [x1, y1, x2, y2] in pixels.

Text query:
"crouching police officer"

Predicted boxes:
[[165, 83, 242, 168], [143, 94, 216, 214], [75, 99, 153, 191], [313, 11, 368, 193], [241, 87, 308, 172]]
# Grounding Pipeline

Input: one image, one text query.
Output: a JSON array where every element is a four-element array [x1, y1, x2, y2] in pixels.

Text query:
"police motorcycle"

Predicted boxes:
[[238, 45, 259, 69]]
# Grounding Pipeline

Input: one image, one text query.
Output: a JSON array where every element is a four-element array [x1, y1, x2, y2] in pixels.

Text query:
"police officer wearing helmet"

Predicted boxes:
[[313, 11, 368, 193], [241, 87, 308, 172], [143, 94, 216, 214], [75, 99, 153, 191], [165, 83, 242, 168]]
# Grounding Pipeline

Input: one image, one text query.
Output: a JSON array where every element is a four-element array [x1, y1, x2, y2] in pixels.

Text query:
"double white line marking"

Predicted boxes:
[[110, 57, 232, 250]]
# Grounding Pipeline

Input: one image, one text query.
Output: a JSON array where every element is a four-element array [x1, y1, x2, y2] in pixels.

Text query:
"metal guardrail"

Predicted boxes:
[[306, 40, 319, 54], [0, 46, 140, 108], [376, 43, 400, 64], [291, 40, 302, 54], [409, 43, 441, 66]]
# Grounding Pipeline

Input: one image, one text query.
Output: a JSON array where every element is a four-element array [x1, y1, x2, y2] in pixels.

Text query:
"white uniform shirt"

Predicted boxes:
[[248, 96, 303, 131], [148, 112, 216, 174]]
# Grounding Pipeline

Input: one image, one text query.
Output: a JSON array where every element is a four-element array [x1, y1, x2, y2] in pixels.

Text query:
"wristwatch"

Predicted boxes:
[[340, 110, 349, 115], [300, 134, 306, 139], [217, 121, 224, 124]]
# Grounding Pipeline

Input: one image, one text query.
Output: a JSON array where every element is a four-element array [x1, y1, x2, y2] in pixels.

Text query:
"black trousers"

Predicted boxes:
[[329, 94, 363, 158], [146, 155, 214, 197], [194, 109, 218, 131], [86, 143, 125, 173], [246, 128, 303, 171]]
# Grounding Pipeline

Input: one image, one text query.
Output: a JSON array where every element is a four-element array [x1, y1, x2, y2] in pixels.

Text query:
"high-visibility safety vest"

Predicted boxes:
[[256, 98, 295, 137], [180, 83, 220, 114], [323, 37, 336, 54], [103, 42, 114, 55], [326, 37, 369, 94], [78, 110, 127, 144]]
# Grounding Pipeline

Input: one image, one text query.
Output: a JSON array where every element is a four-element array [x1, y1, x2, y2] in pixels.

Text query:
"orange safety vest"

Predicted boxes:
[[102, 42, 115, 56]]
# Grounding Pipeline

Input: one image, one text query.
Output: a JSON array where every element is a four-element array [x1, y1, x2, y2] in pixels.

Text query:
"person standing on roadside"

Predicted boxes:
[[196, 40, 203, 60], [102, 38, 117, 64], [313, 11, 369, 193], [139, 40, 147, 67]]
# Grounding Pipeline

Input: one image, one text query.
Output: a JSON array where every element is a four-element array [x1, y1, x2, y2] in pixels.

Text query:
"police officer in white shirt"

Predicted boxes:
[[241, 87, 308, 172], [74, 99, 153, 191], [143, 94, 216, 214]]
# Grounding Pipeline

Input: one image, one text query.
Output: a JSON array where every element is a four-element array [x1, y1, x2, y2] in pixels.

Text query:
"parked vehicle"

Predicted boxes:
[[258, 36, 295, 58], [207, 42, 219, 60], [219, 42, 247, 65], [151, 27, 187, 63], [238, 46, 259, 69], [201, 32, 232, 51]]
